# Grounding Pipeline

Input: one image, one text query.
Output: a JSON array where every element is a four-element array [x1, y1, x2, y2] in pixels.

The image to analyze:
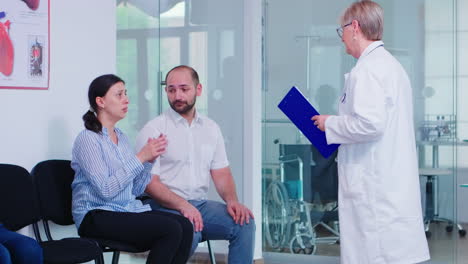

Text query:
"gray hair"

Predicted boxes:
[[340, 0, 383, 41]]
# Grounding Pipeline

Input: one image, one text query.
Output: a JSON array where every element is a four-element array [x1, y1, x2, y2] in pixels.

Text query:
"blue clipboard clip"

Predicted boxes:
[[278, 86, 339, 158]]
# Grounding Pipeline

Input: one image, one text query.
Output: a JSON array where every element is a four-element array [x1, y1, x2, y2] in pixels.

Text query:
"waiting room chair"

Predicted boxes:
[[0, 163, 103, 264], [31, 159, 154, 264], [204, 238, 216, 264]]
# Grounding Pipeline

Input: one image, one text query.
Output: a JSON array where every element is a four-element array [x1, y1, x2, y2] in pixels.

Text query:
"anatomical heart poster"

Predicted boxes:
[[0, 0, 49, 89]]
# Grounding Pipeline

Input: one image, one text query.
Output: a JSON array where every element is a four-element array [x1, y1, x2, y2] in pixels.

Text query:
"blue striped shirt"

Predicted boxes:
[[71, 127, 152, 228]]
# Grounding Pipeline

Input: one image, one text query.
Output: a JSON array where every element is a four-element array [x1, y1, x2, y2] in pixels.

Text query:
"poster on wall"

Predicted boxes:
[[0, 0, 49, 90]]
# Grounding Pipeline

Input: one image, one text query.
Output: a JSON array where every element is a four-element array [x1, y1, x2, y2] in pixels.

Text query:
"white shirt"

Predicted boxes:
[[136, 108, 229, 200]]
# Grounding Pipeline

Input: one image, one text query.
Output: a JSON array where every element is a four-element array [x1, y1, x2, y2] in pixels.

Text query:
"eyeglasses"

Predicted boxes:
[[336, 22, 352, 39]]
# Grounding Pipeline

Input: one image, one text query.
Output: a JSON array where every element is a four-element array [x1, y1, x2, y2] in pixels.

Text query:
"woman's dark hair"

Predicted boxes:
[[82, 74, 125, 133]]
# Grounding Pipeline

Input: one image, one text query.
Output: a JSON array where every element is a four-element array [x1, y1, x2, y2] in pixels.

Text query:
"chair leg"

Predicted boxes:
[[112, 251, 120, 264], [207, 240, 216, 264], [95, 254, 105, 264]]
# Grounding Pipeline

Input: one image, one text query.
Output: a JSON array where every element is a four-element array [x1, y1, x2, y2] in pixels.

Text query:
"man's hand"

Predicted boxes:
[[179, 202, 204, 232], [227, 201, 254, 226], [145, 176, 203, 232]]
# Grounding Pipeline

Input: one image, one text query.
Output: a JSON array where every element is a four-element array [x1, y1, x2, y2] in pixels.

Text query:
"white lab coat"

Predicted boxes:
[[325, 41, 430, 264]]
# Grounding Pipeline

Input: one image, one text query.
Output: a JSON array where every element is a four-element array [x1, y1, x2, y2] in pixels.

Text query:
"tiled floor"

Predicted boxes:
[[47, 222, 468, 263]]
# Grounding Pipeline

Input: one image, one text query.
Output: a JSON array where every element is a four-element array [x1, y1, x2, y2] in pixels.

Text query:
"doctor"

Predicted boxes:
[[312, 1, 430, 263]]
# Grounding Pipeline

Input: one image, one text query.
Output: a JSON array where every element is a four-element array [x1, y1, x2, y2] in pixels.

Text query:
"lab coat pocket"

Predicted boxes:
[[339, 164, 366, 201]]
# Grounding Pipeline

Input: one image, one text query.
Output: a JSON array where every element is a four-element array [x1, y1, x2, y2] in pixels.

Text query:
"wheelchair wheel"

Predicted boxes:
[[264, 181, 291, 251], [289, 234, 317, 255]]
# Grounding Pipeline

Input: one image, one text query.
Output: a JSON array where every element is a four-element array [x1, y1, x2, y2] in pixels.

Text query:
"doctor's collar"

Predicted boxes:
[[357, 40, 384, 63]]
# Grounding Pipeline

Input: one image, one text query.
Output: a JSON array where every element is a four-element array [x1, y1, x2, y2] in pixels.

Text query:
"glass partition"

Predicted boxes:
[[117, 0, 245, 203], [117, 0, 246, 259], [262, 0, 458, 262], [457, 0, 468, 260], [374, 1, 458, 263], [117, 1, 161, 143], [262, 1, 353, 261]]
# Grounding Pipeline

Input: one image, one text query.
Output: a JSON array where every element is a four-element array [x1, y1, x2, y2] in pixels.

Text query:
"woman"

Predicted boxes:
[[0, 223, 43, 264], [312, 1, 430, 263], [71, 74, 192, 264]]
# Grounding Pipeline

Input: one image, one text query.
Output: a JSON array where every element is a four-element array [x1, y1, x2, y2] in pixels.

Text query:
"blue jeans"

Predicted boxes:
[[149, 200, 255, 264], [0, 224, 43, 264]]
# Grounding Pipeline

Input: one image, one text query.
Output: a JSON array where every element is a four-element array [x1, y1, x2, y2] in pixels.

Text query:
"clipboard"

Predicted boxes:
[[278, 86, 339, 158]]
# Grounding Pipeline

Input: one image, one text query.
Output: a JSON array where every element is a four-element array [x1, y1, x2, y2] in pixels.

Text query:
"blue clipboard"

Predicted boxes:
[[278, 86, 340, 158]]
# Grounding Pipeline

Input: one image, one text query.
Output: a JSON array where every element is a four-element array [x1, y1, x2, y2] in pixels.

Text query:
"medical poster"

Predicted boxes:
[[0, 0, 49, 90]]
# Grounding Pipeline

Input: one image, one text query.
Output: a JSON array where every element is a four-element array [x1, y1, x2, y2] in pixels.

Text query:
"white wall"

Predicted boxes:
[[0, 0, 116, 171], [0, 1, 266, 260], [244, 0, 263, 259]]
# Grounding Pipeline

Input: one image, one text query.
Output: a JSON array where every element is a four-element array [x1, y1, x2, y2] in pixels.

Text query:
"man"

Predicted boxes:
[[136, 65, 255, 264]]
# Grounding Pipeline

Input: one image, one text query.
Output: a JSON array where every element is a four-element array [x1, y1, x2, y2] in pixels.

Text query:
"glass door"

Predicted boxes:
[[157, 0, 246, 213], [262, 0, 353, 261], [117, 1, 162, 143], [117, 0, 247, 259]]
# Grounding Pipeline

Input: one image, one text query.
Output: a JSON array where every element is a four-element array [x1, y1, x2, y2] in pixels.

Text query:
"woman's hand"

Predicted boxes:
[[311, 115, 330, 132], [137, 134, 167, 163]]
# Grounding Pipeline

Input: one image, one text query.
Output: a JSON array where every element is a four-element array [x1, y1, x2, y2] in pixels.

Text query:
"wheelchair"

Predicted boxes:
[[264, 144, 339, 255]]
